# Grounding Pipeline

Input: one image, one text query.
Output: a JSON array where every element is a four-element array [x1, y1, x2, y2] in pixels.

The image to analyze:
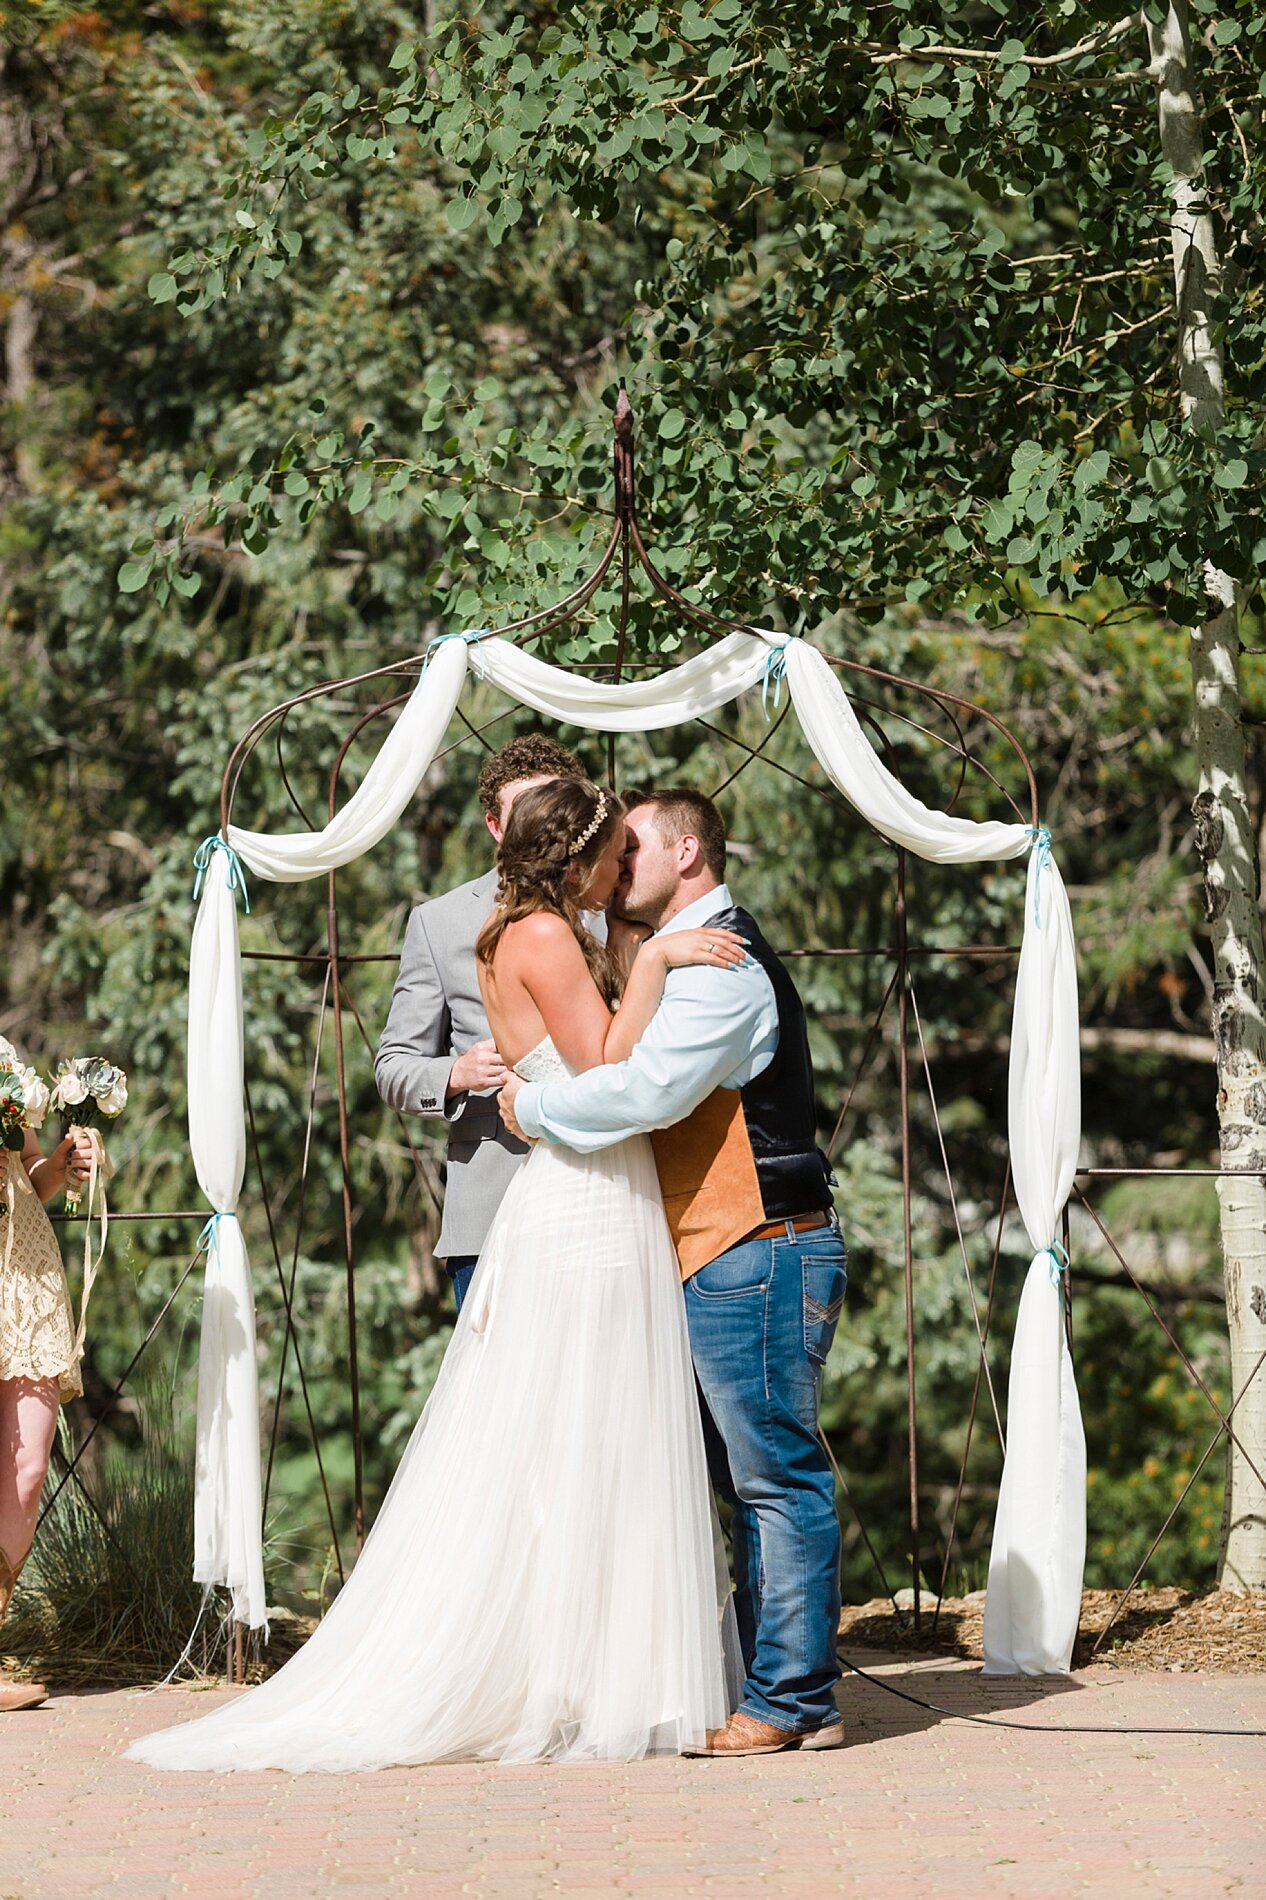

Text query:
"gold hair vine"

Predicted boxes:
[[567, 789, 608, 856]]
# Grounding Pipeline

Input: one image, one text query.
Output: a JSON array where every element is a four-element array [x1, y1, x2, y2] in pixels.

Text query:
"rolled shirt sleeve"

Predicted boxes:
[[515, 957, 779, 1152]]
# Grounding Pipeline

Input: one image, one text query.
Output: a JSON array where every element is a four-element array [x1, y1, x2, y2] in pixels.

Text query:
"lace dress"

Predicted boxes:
[[0, 1095, 82, 1401], [128, 1036, 738, 1771]]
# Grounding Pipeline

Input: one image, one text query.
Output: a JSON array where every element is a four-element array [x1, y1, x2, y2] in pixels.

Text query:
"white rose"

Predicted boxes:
[[57, 1072, 88, 1107], [100, 1079, 128, 1116], [20, 1075, 49, 1128]]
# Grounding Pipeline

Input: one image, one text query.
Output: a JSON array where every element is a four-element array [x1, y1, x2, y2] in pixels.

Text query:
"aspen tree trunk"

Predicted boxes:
[[0, 48, 39, 506], [1149, 1, 1266, 1589]]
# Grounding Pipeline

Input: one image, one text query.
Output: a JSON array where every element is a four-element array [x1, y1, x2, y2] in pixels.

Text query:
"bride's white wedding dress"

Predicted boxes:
[[127, 1037, 736, 1772]]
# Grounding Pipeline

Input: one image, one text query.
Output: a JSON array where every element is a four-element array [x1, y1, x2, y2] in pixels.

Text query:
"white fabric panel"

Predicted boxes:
[[982, 1261, 1087, 1676], [1008, 849, 1081, 1258], [187, 848, 265, 1630], [984, 847, 1084, 1674], [227, 638, 468, 882], [786, 637, 1084, 1671], [783, 640, 1031, 864], [476, 630, 773, 730], [186, 625, 1084, 1666]]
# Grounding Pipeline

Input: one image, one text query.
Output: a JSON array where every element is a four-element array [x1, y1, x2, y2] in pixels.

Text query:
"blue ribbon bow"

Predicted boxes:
[[192, 836, 251, 912], [1043, 1237, 1070, 1292], [1026, 824, 1052, 928], [760, 641, 791, 722], [423, 628, 488, 681]]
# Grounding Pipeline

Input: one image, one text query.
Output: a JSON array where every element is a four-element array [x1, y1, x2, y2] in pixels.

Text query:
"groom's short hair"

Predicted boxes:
[[624, 788, 727, 882], [476, 734, 585, 817]]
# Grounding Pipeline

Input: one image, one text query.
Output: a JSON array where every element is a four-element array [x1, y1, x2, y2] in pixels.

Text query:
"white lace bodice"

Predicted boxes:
[[513, 1036, 574, 1085]]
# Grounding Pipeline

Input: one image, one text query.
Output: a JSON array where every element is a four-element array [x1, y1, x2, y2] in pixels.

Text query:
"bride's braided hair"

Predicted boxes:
[[476, 778, 625, 1004]]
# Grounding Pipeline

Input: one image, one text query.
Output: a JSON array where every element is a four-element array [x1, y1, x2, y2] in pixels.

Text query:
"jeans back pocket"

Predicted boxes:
[[802, 1246, 847, 1364]]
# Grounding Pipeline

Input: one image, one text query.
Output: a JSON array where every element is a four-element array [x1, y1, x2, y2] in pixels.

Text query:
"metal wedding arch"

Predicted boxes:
[[44, 392, 1255, 1686]]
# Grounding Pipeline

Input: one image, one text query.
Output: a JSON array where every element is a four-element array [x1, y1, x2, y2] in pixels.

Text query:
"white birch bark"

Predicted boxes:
[[1148, 1, 1266, 1590]]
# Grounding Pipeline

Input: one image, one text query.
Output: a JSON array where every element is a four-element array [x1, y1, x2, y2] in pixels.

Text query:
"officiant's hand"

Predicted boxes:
[[497, 1073, 532, 1143], [447, 1039, 509, 1100]]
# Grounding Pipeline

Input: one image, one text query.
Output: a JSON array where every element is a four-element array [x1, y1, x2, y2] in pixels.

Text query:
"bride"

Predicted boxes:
[[128, 777, 747, 1771]]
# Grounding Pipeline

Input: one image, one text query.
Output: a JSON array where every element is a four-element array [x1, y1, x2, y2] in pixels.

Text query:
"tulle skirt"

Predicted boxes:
[[127, 1132, 736, 1771]]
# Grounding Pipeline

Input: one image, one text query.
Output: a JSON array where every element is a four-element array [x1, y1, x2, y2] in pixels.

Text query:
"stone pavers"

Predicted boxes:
[[0, 1654, 1262, 1899]]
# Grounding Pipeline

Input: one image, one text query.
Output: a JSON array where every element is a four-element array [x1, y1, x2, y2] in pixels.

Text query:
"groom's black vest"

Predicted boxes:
[[650, 904, 833, 1279]]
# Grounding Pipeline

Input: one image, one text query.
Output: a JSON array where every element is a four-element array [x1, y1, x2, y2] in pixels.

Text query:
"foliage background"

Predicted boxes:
[[4, 0, 1260, 1638]]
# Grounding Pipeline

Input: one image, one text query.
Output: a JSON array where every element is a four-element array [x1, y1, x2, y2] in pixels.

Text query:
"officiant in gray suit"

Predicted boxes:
[[375, 735, 587, 1309]]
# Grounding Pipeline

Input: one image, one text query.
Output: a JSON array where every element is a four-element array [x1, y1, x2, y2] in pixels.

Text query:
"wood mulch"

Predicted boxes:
[[839, 1586, 1266, 1672]]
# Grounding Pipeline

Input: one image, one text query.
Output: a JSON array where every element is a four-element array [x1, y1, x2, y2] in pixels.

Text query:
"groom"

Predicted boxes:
[[498, 788, 847, 1756]]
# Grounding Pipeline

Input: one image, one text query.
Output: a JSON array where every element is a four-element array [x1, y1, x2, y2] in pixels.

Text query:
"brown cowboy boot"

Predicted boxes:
[[682, 1709, 845, 1757], [0, 1545, 47, 1712]]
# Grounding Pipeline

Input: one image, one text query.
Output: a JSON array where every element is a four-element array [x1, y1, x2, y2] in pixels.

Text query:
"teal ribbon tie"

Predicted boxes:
[[192, 836, 251, 912], [424, 628, 488, 681], [1026, 824, 1052, 927], [760, 641, 790, 722], [1043, 1237, 1070, 1292], [197, 1209, 234, 1256]]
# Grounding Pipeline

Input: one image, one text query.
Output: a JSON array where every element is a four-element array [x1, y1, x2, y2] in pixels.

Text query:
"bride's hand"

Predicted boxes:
[[651, 927, 749, 972]]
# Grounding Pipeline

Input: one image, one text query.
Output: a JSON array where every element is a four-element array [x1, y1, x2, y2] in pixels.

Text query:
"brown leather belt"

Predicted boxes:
[[741, 1211, 833, 1244]]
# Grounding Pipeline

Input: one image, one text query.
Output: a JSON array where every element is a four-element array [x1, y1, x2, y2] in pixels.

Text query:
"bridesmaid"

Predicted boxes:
[[0, 1037, 92, 1713]]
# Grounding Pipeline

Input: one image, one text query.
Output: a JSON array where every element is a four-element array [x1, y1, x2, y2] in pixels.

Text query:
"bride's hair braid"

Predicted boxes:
[[476, 779, 625, 1003]]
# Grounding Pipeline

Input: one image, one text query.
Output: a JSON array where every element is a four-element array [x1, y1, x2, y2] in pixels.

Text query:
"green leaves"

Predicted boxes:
[[114, 0, 1266, 639], [446, 196, 479, 232]]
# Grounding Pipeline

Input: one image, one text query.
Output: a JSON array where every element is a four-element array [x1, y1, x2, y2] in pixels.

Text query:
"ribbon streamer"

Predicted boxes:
[[65, 1125, 112, 1361], [425, 628, 489, 681], [0, 1149, 29, 1277], [193, 835, 252, 912], [1027, 825, 1053, 928], [759, 641, 790, 721]]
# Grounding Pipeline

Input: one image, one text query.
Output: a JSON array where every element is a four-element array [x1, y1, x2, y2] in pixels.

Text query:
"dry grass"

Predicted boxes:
[[4, 1410, 209, 1690], [838, 1587, 1266, 1672]]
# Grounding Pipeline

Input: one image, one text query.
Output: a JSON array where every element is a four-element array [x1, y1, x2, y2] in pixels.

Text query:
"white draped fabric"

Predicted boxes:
[[187, 845, 265, 1629], [189, 628, 1083, 1672]]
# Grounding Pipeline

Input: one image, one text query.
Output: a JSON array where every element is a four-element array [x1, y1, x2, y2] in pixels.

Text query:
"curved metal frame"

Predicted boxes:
[[37, 391, 1255, 1684], [203, 390, 1048, 1662]]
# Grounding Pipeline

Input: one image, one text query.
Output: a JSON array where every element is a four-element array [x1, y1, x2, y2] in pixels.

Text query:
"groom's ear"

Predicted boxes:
[[677, 833, 703, 875], [486, 810, 503, 844]]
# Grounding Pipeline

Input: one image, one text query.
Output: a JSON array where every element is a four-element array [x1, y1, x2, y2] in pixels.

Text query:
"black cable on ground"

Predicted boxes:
[[838, 1652, 1266, 1739]]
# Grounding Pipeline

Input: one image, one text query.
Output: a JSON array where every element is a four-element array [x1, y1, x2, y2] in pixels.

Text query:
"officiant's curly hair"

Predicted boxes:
[[477, 778, 625, 1003], [476, 734, 585, 819]]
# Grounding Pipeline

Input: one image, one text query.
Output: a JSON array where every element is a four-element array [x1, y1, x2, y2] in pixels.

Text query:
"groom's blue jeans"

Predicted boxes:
[[685, 1216, 847, 1734]]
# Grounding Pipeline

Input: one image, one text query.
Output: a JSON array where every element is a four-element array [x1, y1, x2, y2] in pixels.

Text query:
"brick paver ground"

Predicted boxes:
[[1, 1652, 1262, 1899]]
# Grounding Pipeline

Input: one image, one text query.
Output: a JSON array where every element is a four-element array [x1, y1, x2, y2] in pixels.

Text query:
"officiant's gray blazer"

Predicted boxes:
[[375, 869, 528, 1260]]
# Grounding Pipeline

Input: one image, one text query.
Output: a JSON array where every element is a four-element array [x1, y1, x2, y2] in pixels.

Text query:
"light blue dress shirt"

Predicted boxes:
[[514, 883, 780, 1153]]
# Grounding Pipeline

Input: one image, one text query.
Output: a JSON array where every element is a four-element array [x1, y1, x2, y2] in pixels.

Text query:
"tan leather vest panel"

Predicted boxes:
[[650, 1088, 765, 1281]]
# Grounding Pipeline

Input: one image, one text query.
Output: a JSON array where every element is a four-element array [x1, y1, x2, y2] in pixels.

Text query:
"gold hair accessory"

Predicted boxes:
[[567, 789, 608, 856]]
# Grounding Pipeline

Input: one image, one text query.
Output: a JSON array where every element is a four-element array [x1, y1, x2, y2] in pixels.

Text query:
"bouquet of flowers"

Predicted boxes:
[[0, 1039, 49, 1241], [0, 1039, 48, 1148], [50, 1057, 127, 1211]]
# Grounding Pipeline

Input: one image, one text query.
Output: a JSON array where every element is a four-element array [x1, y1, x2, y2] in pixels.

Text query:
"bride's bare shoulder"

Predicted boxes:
[[495, 912, 583, 962]]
